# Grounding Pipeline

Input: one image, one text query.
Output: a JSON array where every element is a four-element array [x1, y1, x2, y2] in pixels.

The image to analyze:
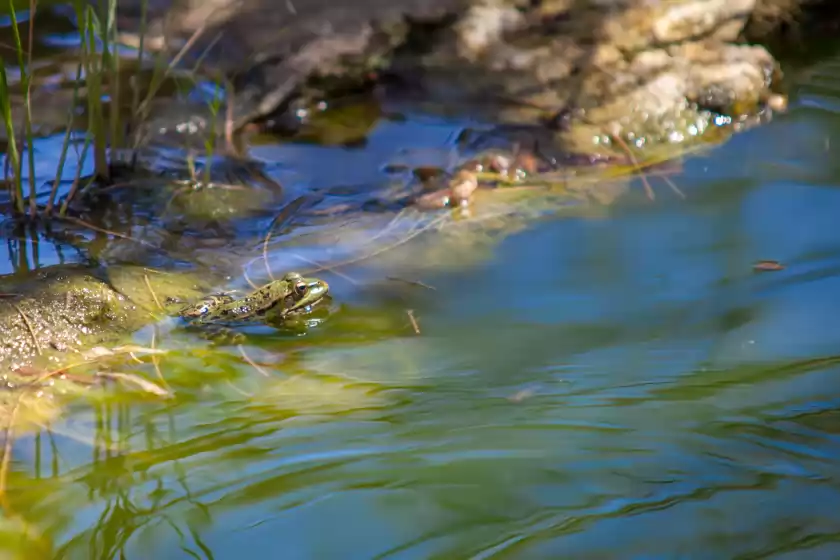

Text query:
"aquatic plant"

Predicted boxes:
[[0, 0, 220, 219], [0, 0, 117, 216], [1, 0, 36, 216]]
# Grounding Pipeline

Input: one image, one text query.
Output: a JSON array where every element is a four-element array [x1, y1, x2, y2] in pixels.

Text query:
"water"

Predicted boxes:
[[5, 20, 840, 560]]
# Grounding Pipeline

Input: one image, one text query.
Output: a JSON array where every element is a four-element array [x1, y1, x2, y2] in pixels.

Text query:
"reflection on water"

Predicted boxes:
[[5, 41, 840, 560]]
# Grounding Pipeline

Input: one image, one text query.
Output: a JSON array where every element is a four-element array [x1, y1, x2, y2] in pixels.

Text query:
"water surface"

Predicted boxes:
[[3, 21, 840, 560]]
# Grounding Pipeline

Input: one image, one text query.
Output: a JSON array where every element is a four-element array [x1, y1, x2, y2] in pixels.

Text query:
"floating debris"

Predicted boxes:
[[406, 309, 421, 335], [753, 260, 785, 272], [96, 372, 172, 398]]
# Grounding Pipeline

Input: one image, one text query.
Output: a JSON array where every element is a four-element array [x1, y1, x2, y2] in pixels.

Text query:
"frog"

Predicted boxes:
[[177, 272, 330, 344]]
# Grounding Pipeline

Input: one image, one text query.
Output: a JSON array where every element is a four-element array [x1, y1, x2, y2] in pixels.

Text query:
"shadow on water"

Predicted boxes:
[[6, 6, 840, 560]]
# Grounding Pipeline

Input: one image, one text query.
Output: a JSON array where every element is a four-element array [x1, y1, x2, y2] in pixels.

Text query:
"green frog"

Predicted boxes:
[[177, 272, 330, 342]]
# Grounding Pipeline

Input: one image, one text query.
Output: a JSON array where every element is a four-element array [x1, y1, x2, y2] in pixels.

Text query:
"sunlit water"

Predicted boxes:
[[4, 22, 840, 559]]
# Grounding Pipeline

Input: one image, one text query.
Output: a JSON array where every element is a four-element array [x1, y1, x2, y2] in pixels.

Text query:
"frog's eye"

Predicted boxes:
[[294, 282, 308, 296]]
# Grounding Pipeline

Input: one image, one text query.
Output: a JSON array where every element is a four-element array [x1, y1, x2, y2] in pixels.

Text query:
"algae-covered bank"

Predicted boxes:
[[2, 0, 840, 557]]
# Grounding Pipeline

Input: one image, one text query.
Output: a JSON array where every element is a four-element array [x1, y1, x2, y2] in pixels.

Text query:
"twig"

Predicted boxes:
[[150, 328, 171, 393], [25, 359, 102, 389], [96, 178, 159, 194], [242, 266, 259, 290], [300, 212, 450, 275], [366, 208, 408, 246], [225, 380, 253, 398], [160, 184, 191, 218], [387, 276, 436, 290], [660, 174, 686, 199], [97, 372, 171, 398], [261, 196, 311, 280], [58, 216, 157, 249], [13, 303, 41, 356], [609, 133, 655, 201], [291, 252, 357, 285], [237, 345, 270, 377], [406, 309, 421, 334], [144, 274, 163, 311]]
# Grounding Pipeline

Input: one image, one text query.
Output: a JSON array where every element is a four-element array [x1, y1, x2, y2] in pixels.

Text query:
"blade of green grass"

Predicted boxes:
[[202, 79, 223, 184], [129, 0, 149, 159], [59, 134, 92, 217], [24, 0, 38, 218], [82, 5, 109, 180], [46, 62, 84, 216], [0, 63, 23, 215], [5, 0, 30, 215], [104, 0, 121, 151]]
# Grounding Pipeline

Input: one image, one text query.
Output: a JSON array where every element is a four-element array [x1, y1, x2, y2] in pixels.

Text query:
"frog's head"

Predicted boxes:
[[279, 272, 329, 316]]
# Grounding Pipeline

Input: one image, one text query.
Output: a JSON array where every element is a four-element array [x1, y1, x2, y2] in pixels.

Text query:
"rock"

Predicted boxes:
[[111, 0, 794, 155]]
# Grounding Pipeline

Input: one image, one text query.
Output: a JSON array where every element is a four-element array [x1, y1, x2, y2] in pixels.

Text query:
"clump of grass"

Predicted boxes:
[[0, 0, 120, 216], [1, 0, 229, 220], [1, 0, 37, 217], [73, 0, 112, 181]]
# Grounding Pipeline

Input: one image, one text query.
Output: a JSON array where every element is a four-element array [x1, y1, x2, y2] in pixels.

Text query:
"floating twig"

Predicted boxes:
[[144, 274, 163, 311], [242, 266, 260, 290], [660, 174, 686, 199], [292, 252, 357, 285], [753, 260, 785, 272], [150, 328, 171, 393], [406, 309, 421, 335], [59, 216, 157, 248], [261, 196, 311, 280], [387, 276, 436, 291], [237, 345, 270, 377], [609, 133, 655, 201], [301, 212, 450, 275], [508, 387, 537, 403], [225, 380, 253, 398], [97, 372, 171, 398], [13, 303, 41, 356]]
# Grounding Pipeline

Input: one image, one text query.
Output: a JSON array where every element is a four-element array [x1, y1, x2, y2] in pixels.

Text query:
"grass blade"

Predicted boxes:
[[0, 62, 22, 214], [5, 0, 29, 215], [24, 0, 38, 218], [46, 62, 84, 216]]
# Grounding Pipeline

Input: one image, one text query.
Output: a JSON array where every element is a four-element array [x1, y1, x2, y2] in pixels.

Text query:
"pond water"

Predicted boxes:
[[4, 11, 840, 559]]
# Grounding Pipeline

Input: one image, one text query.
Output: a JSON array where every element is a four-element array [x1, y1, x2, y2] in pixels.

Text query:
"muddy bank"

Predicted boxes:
[[0, 264, 212, 372]]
